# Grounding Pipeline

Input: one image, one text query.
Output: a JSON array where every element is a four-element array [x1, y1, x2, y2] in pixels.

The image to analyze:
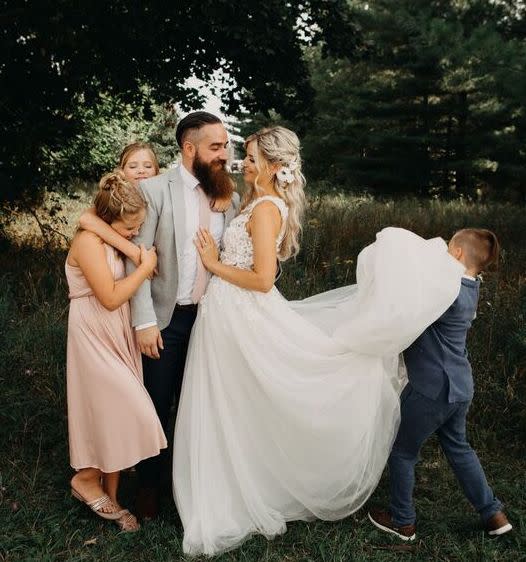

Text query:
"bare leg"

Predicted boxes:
[[102, 471, 121, 509], [71, 468, 118, 515], [102, 470, 140, 532]]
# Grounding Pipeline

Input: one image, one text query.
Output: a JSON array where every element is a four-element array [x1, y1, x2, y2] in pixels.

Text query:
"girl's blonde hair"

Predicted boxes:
[[244, 126, 306, 260], [94, 171, 147, 224], [118, 142, 160, 174]]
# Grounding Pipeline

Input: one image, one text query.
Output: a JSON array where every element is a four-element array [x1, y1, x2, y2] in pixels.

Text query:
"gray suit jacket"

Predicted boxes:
[[126, 165, 240, 330]]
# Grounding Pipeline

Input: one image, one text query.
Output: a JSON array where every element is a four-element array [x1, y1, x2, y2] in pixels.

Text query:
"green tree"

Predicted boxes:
[[0, 0, 357, 202], [296, 0, 526, 199], [43, 88, 179, 186]]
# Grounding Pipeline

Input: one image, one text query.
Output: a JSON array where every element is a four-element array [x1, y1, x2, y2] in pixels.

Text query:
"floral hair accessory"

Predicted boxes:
[[276, 160, 298, 185]]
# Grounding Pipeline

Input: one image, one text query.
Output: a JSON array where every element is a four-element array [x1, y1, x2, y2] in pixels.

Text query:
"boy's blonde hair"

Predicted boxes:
[[451, 228, 500, 271]]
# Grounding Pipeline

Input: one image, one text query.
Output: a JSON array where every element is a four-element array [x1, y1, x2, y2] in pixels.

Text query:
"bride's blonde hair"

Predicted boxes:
[[243, 126, 306, 261]]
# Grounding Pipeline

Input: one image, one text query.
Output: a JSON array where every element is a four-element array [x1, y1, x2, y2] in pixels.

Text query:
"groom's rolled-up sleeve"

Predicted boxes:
[[126, 182, 159, 328]]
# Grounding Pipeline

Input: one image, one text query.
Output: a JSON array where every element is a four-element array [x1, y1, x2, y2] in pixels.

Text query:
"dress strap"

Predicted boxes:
[[245, 196, 289, 251], [245, 196, 288, 221]]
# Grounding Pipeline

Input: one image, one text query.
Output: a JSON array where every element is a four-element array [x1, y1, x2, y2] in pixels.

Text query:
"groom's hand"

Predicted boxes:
[[136, 326, 164, 359]]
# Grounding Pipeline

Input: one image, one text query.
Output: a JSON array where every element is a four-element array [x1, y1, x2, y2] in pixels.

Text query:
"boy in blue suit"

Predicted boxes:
[[369, 229, 512, 540]]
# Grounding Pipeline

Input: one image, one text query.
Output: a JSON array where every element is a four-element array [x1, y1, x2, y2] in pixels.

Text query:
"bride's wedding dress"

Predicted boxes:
[[173, 196, 464, 556]]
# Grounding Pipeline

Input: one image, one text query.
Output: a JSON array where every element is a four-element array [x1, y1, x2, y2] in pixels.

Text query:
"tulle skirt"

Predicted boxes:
[[173, 227, 464, 555]]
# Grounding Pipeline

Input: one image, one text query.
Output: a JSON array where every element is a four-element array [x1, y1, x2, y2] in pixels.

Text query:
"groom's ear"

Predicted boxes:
[[182, 140, 197, 159]]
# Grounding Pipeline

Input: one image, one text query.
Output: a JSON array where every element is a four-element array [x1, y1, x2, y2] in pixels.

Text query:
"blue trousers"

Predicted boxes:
[[388, 382, 502, 526]]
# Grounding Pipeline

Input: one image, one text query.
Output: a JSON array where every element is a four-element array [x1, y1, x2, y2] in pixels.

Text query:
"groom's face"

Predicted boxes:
[[190, 124, 233, 199], [191, 123, 229, 170]]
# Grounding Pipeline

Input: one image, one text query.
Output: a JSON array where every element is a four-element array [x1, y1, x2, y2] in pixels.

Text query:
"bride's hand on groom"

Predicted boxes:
[[195, 228, 219, 271], [136, 325, 164, 359]]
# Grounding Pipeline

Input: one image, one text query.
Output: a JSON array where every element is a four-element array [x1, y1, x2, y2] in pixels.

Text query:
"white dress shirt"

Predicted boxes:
[[177, 164, 225, 303], [136, 164, 225, 330]]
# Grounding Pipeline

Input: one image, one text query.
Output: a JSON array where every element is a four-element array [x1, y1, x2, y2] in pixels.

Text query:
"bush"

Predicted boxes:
[[43, 87, 180, 188]]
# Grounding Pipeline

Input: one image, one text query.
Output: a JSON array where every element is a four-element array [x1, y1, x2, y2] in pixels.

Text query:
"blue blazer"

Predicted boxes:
[[403, 277, 480, 402]]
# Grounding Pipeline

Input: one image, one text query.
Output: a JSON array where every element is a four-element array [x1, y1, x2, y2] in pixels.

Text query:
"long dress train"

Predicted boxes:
[[173, 196, 464, 556]]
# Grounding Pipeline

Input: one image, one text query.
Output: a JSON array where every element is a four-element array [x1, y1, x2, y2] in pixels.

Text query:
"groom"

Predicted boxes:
[[126, 111, 239, 521]]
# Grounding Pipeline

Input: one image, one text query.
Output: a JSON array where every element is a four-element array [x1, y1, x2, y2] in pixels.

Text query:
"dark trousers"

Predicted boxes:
[[136, 305, 198, 489], [388, 382, 502, 526]]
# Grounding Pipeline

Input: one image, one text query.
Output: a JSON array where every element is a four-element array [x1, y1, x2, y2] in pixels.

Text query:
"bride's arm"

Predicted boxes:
[[196, 201, 281, 293], [78, 207, 141, 266]]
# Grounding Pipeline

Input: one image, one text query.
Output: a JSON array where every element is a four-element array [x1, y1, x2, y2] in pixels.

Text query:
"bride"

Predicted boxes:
[[173, 126, 465, 556]]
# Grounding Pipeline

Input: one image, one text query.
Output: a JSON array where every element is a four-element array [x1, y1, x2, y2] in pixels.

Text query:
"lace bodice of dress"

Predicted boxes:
[[220, 196, 289, 270]]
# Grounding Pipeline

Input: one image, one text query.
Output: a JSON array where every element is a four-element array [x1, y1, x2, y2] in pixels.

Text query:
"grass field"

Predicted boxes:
[[0, 189, 525, 561]]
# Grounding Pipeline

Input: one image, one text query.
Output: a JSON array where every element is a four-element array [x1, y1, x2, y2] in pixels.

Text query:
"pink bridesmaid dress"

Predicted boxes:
[[65, 243, 167, 473]]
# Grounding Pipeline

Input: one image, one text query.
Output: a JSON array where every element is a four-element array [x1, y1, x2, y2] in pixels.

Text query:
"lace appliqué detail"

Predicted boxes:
[[198, 293, 209, 317], [220, 196, 288, 271]]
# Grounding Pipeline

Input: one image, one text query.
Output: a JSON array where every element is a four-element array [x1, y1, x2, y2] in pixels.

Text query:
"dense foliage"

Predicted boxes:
[[245, 0, 526, 200], [3, 1, 525, 202], [42, 88, 180, 187], [1, 0, 356, 201]]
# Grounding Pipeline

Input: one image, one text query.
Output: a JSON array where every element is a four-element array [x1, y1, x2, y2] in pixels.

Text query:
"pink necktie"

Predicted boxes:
[[191, 185, 211, 303]]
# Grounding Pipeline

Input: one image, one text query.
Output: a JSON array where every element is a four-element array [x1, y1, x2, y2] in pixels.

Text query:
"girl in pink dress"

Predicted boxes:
[[66, 172, 167, 531]]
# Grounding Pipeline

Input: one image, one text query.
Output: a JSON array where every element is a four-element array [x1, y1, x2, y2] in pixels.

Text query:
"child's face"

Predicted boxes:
[[111, 209, 146, 239], [122, 149, 157, 185]]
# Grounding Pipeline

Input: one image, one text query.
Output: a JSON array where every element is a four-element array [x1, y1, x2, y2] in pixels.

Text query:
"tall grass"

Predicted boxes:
[[277, 195, 526, 450], [0, 192, 524, 561]]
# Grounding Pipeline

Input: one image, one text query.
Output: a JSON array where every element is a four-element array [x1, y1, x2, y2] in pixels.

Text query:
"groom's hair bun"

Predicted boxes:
[[176, 111, 222, 148]]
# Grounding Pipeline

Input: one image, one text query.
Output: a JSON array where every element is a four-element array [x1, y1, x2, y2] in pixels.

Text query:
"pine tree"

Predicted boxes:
[[300, 0, 526, 199]]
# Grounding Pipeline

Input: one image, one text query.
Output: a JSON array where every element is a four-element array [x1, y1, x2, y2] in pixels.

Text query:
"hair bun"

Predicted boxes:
[[94, 169, 147, 224], [98, 170, 127, 192]]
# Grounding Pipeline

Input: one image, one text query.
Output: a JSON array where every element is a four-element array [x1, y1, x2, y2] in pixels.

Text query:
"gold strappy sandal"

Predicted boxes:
[[114, 509, 140, 532], [71, 488, 122, 520]]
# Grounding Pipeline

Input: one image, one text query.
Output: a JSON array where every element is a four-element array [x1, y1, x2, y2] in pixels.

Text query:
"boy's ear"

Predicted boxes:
[[453, 246, 463, 260]]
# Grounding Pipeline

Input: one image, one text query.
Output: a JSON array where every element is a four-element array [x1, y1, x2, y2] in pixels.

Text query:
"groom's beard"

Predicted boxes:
[[193, 153, 234, 200]]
